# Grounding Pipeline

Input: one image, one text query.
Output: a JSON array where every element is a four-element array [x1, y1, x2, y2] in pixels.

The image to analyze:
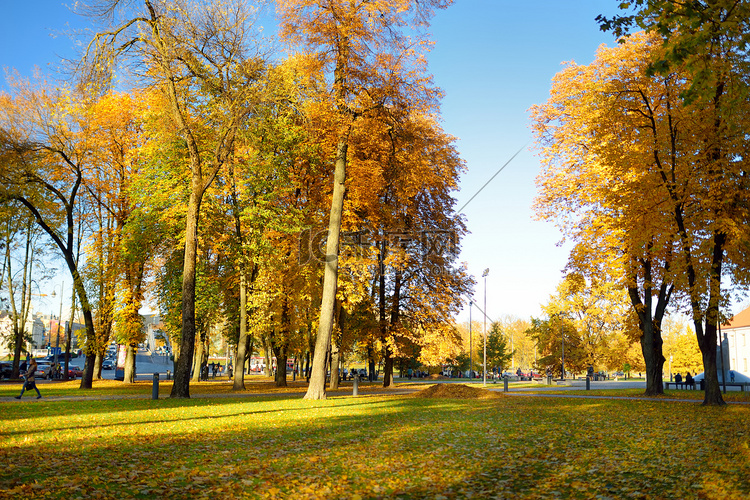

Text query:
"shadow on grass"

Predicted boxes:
[[2, 394, 750, 499], [0, 394, 401, 437]]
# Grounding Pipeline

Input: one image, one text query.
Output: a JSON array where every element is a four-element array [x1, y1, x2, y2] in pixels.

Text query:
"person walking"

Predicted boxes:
[[15, 358, 42, 399]]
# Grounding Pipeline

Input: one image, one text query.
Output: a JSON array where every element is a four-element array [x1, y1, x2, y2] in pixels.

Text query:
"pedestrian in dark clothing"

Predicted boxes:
[[15, 359, 42, 399]]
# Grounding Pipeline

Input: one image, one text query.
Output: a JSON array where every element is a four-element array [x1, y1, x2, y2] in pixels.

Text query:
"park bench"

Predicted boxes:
[[718, 382, 750, 392], [664, 381, 695, 390], [666, 381, 750, 391]]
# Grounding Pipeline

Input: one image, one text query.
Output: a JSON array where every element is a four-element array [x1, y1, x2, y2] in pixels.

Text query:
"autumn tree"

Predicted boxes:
[[1, 205, 50, 377], [596, 0, 750, 406], [0, 79, 106, 389], [278, 0, 452, 399], [84, 0, 268, 397], [527, 316, 586, 378], [83, 90, 151, 381], [492, 315, 533, 370], [531, 33, 728, 397], [662, 314, 703, 376]]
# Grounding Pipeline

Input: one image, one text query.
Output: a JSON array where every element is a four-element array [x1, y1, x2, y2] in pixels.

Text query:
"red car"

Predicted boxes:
[[66, 365, 83, 379]]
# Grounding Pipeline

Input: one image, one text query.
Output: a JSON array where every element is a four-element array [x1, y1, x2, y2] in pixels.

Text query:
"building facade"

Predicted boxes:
[[721, 307, 750, 375]]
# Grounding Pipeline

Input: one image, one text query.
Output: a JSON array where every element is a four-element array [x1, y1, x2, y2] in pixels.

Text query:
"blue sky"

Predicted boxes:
[[1, 0, 640, 322]]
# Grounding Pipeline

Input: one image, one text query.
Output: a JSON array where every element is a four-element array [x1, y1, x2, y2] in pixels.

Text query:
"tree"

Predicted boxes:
[[527, 316, 586, 378], [84, 90, 150, 381], [662, 314, 703, 376], [530, 32, 747, 398], [492, 315, 533, 370], [486, 322, 514, 375], [85, 0, 267, 398], [278, 0, 452, 400], [1, 206, 50, 377], [0, 80, 104, 389], [596, 0, 750, 406]]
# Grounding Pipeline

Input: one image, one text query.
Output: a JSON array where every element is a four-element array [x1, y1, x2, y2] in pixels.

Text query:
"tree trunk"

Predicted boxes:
[[628, 268, 670, 395], [304, 130, 351, 400], [123, 344, 136, 383], [367, 345, 376, 383], [695, 232, 726, 406], [640, 320, 665, 395], [330, 344, 340, 390], [273, 342, 288, 387], [234, 267, 249, 390], [383, 260, 402, 388], [72, 269, 98, 390], [263, 334, 273, 377], [192, 329, 206, 383], [93, 353, 103, 381], [171, 183, 202, 397], [699, 321, 722, 404], [680, 230, 726, 406]]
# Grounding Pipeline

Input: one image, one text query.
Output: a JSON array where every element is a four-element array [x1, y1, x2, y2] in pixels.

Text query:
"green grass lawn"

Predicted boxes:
[[2, 381, 749, 499]]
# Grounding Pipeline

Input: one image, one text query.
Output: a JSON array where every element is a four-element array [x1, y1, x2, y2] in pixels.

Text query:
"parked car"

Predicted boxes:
[[35, 361, 55, 379], [0, 361, 14, 379], [67, 365, 83, 378], [102, 359, 115, 370]]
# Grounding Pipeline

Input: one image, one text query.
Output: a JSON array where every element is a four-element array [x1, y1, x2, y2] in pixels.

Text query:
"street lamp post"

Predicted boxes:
[[561, 319, 565, 381], [482, 268, 489, 386], [554, 312, 566, 381], [469, 300, 472, 379], [53, 281, 64, 371]]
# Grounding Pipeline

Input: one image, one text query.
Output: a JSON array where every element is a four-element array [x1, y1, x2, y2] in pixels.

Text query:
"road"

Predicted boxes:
[[97, 348, 174, 381]]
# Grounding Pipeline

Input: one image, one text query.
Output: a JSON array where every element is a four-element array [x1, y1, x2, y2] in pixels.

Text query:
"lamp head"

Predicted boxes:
[[482, 268, 489, 277]]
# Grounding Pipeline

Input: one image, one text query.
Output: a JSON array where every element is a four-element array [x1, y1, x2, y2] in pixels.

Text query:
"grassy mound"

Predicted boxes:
[[412, 383, 501, 399]]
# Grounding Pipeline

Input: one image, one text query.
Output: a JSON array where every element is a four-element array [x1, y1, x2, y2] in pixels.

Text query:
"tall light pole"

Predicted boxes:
[[560, 316, 565, 381], [52, 281, 64, 370], [482, 268, 489, 386], [469, 300, 472, 379]]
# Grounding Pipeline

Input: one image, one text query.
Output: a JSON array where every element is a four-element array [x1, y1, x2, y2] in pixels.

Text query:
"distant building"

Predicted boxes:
[[721, 307, 750, 375], [142, 313, 167, 352], [0, 310, 46, 357]]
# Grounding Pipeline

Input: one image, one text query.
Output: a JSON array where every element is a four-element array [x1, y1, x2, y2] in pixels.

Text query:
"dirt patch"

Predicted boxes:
[[411, 383, 501, 399]]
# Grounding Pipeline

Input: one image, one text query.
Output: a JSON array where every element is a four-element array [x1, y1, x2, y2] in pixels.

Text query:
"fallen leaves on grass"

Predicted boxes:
[[2, 389, 750, 499], [411, 383, 502, 399]]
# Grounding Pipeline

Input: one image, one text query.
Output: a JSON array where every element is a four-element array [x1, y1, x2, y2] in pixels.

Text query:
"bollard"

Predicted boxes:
[[166, 370, 171, 381], [152, 373, 159, 400], [586, 375, 590, 391], [503, 377, 508, 392], [547, 375, 552, 386], [353, 374, 359, 396]]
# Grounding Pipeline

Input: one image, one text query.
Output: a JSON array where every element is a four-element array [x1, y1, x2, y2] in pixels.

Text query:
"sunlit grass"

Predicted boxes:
[[0, 376, 405, 399], [2, 383, 749, 499]]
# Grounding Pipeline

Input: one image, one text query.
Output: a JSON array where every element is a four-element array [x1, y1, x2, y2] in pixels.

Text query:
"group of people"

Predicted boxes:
[[198, 361, 233, 381], [674, 372, 695, 387], [406, 368, 428, 379]]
